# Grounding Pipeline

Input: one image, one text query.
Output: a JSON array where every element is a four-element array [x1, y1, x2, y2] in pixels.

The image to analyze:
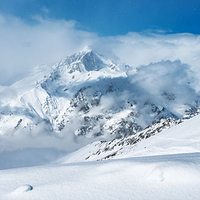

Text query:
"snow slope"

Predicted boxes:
[[1, 113, 200, 200], [57, 111, 200, 163], [1, 153, 200, 200]]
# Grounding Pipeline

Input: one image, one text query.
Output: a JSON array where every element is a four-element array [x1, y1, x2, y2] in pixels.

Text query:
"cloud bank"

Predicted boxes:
[[1, 14, 200, 85], [0, 14, 97, 85]]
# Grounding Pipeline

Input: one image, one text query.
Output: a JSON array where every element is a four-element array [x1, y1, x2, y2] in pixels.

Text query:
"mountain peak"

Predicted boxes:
[[57, 48, 118, 73], [79, 46, 93, 54]]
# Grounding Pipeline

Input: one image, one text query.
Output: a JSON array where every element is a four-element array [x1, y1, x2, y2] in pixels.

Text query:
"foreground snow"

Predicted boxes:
[[1, 153, 200, 200], [1, 105, 200, 200]]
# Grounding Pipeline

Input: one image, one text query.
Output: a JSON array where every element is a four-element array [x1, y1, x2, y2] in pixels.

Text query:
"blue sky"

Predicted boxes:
[[0, 0, 200, 36], [0, 0, 200, 85]]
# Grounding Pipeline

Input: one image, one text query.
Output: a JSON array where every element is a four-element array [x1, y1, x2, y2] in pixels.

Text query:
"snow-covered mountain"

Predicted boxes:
[[56, 110, 200, 164], [1, 48, 200, 200], [0, 48, 199, 152]]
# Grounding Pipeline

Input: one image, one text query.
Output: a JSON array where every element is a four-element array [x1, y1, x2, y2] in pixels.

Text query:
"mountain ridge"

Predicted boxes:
[[0, 48, 199, 152]]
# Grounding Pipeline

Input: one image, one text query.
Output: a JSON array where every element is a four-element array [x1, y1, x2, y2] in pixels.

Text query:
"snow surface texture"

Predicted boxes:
[[1, 107, 200, 199], [1, 154, 200, 200]]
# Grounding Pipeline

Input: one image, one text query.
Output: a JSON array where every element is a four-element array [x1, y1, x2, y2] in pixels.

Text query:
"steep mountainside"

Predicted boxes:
[[0, 48, 199, 151], [56, 112, 200, 164]]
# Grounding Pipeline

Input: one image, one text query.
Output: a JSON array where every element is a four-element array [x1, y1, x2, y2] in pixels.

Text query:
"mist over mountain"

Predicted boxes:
[[0, 45, 200, 200], [0, 48, 199, 154]]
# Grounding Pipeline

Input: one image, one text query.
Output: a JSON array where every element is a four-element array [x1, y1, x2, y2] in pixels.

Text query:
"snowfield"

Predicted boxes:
[[1, 153, 200, 200], [55, 114, 200, 164]]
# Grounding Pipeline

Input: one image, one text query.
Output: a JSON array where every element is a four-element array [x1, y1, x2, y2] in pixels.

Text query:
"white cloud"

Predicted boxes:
[[102, 32, 200, 70], [1, 15, 200, 153], [0, 13, 200, 87], [41, 6, 49, 14], [0, 14, 98, 85], [129, 60, 198, 106]]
